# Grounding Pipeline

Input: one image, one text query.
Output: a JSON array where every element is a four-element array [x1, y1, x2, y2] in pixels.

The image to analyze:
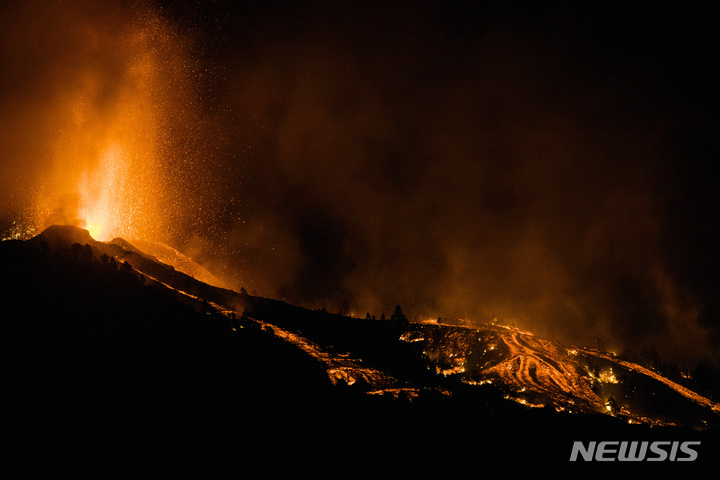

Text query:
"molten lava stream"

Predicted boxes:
[[481, 327, 605, 412]]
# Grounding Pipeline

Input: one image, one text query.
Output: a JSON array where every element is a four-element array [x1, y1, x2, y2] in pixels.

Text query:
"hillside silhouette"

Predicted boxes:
[[2, 231, 338, 463], [3, 225, 719, 471]]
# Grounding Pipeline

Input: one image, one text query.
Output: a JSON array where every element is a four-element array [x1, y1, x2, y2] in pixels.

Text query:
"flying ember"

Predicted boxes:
[[11, 3, 203, 251]]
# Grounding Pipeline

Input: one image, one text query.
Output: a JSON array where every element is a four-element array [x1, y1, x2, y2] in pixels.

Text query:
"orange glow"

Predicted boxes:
[[26, 6, 195, 248], [46, 45, 164, 242], [597, 369, 619, 384], [78, 144, 128, 241]]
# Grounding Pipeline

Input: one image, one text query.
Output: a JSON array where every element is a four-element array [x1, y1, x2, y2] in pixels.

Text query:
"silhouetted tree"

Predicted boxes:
[[69, 242, 93, 261], [391, 305, 408, 325]]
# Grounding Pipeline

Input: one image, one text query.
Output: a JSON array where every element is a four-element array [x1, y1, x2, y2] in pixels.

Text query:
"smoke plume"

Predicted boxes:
[[2, 1, 718, 366]]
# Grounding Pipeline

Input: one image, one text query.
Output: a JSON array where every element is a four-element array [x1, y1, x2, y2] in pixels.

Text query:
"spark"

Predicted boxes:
[[23, 3, 207, 253]]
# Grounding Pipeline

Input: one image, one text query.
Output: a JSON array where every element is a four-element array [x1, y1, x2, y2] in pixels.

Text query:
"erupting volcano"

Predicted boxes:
[[2, 0, 210, 256], [2, 0, 719, 471]]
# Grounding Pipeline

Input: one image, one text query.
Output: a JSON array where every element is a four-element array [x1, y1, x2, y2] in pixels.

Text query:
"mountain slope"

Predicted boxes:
[[403, 322, 720, 429], [1, 228, 339, 467], [3, 225, 720, 470]]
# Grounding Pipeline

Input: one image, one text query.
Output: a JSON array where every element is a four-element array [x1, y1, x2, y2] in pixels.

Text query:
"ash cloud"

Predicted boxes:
[[200, 2, 719, 366], [0, 1, 139, 204], [2, 2, 718, 366]]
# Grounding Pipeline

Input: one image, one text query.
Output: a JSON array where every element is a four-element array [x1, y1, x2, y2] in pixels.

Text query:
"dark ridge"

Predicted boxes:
[[3, 226, 720, 472]]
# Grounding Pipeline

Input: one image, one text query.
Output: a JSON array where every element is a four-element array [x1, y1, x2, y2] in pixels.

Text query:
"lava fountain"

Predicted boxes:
[[77, 144, 132, 241], [4, 2, 203, 248]]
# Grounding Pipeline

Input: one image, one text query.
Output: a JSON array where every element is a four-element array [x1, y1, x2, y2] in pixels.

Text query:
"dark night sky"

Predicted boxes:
[[1, 1, 718, 365]]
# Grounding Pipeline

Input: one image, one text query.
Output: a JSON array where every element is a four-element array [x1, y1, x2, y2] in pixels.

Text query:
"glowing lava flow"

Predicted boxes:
[[256, 320, 397, 389], [482, 327, 607, 413], [405, 323, 720, 427], [578, 346, 720, 415]]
